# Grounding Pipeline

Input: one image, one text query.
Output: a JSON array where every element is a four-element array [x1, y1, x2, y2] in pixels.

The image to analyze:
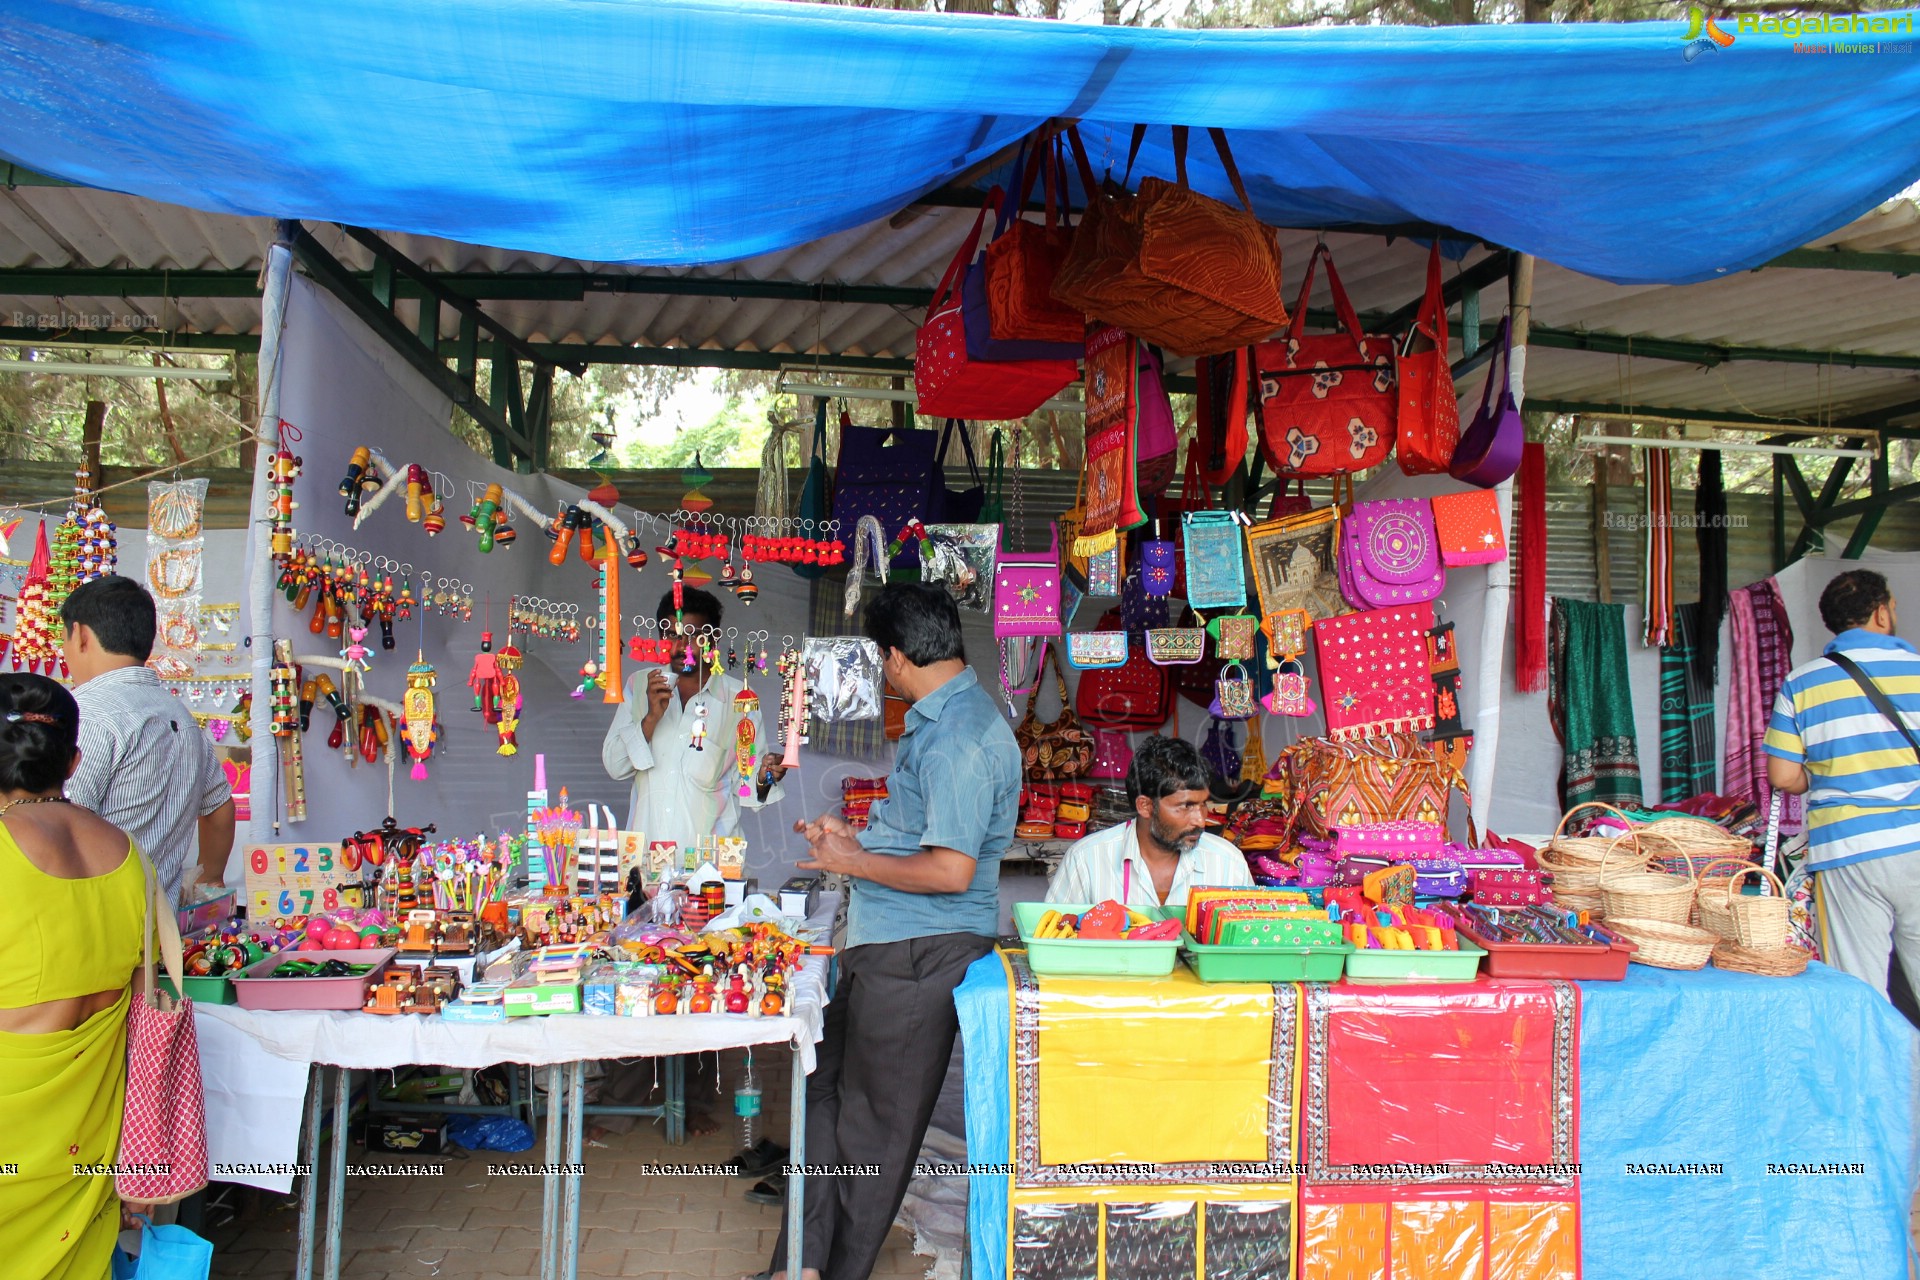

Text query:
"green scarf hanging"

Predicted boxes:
[[1548, 597, 1644, 810]]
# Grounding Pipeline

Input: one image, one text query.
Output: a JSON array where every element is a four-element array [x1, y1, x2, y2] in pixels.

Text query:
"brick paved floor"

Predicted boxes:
[[207, 1050, 935, 1280]]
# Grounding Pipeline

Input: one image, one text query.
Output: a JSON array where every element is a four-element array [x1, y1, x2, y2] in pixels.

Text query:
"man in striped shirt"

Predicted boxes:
[[1765, 569, 1920, 997]]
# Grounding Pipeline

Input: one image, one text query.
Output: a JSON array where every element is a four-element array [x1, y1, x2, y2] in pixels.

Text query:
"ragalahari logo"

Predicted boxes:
[[1682, 5, 1736, 59]]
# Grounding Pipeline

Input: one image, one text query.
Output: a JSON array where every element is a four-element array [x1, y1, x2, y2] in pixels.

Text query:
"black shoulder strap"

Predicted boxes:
[[1828, 651, 1920, 762]]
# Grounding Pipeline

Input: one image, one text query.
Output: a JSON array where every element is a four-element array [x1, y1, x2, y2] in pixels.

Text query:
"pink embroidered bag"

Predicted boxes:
[[993, 522, 1063, 640], [1339, 497, 1445, 610]]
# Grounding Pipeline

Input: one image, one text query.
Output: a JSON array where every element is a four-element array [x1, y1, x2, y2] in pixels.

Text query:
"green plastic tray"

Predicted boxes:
[[160, 973, 237, 1005], [1342, 940, 1487, 983], [1181, 931, 1352, 983], [1012, 902, 1182, 977]]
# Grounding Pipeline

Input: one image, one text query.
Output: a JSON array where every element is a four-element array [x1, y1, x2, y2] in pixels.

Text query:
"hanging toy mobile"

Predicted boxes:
[[401, 655, 439, 780], [464, 483, 505, 552], [734, 687, 760, 799], [572, 660, 602, 700], [270, 448, 302, 563], [339, 446, 377, 519], [470, 631, 499, 718]]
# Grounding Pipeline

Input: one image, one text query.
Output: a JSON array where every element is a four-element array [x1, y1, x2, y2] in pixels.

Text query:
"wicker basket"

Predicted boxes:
[[1690, 856, 1755, 925], [1695, 863, 1791, 951], [1605, 916, 1721, 971], [1543, 801, 1642, 867], [1633, 815, 1755, 877], [1711, 941, 1812, 978], [1540, 808, 1646, 916], [1601, 857, 1698, 927]]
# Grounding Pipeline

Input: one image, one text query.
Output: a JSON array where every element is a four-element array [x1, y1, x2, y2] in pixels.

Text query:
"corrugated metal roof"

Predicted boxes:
[[2, 184, 1917, 422]]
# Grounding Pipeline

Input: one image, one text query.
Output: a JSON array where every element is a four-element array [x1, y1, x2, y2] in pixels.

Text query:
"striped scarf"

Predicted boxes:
[[1642, 449, 1674, 647], [1724, 578, 1803, 834], [1658, 602, 1718, 801]]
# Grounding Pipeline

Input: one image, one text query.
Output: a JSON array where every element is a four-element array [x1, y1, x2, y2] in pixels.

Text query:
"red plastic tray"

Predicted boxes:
[[231, 948, 395, 1010], [1452, 921, 1635, 980]]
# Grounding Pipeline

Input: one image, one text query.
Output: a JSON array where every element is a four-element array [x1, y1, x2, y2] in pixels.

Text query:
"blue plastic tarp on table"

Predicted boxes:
[[0, 1, 1918, 283], [956, 957, 1919, 1280]]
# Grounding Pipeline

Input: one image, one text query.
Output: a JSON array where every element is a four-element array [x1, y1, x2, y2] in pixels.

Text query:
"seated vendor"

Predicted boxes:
[[1046, 735, 1252, 908]]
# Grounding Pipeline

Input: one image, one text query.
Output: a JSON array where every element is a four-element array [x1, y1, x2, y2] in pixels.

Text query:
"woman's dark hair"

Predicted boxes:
[[0, 673, 81, 794], [1820, 569, 1891, 634], [864, 583, 966, 666], [59, 574, 156, 662], [1126, 735, 1211, 807], [657, 586, 724, 629]]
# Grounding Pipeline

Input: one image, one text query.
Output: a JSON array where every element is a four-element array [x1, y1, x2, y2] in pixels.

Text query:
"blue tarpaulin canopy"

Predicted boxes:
[[0, 0, 1918, 285]]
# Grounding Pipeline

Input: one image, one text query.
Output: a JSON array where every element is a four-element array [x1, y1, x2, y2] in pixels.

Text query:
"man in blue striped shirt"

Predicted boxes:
[[1766, 570, 1920, 997]]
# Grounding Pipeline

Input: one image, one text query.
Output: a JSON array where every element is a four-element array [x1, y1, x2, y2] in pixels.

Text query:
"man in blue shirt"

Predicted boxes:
[[764, 584, 1020, 1280]]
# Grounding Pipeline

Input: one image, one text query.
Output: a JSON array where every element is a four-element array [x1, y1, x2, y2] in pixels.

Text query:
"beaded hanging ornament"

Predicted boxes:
[[12, 522, 56, 674]]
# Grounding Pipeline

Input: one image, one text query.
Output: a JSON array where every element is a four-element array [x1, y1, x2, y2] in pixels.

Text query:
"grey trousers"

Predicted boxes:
[[1818, 849, 1920, 1000], [768, 930, 994, 1280]]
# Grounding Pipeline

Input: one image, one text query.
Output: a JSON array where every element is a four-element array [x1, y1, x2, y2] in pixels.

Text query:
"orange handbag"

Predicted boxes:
[[1430, 489, 1508, 565], [1051, 126, 1290, 358], [1395, 240, 1461, 476], [984, 136, 1084, 349]]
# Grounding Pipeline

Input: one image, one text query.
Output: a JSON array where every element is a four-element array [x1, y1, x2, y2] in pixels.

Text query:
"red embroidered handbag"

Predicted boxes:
[[1075, 608, 1172, 730], [1253, 243, 1396, 477], [1395, 240, 1460, 476], [1430, 489, 1509, 566], [916, 188, 1077, 421]]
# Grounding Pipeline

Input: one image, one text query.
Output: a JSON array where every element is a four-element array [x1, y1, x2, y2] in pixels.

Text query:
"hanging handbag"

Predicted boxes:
[[1245, 504, 1347, 623], [831, 421, 944, 569], [1135, 342, 1179, 500], [979, 428, 1008, 525], [1211, 661, 1257, 720], [1338, 498, 1445, 610], [1212, 613, 1258, 661], [1076, 606, 1172, 729], [922, 522, 999, 613], [1075, 323, 1145, 555], [1266, 731, 1474, 845], [932, 419, 986, 523], [119, 850, 210, 1205], [1182, 508, 1250, 611], [1430, 489, 1509, 566], [1119, 568, 1171, 633], [1312, 601, 1436, 741], [1450, 314, 1526, 489], [1395, 240, 1461, 476], [1201, 717, 1242, 781], [792, 399, 833, 580], [1059, 466, 1125, 596], [1194, 348, 1252, 486], [1015, 644, 1094, 783], [979, 135, 1086, 357], [1253, 243, 1396, 476], [1087, 726, 1134, 781], [1140, 537, 1178, 599], [1066, 629, 1129, 669], [993, 522, 1064, 640], [1145, 626, 1206, 666], [916, 188, 1077, 421], [1051, 126, 1290, 358], [1267, 656, 1317, 718]]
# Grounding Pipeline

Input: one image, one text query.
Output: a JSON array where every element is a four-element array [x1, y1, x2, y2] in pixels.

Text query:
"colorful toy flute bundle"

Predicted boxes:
[[1327, 899, 1462, 951], [532, 796, 582, 891], [414, 837, 512, 912]]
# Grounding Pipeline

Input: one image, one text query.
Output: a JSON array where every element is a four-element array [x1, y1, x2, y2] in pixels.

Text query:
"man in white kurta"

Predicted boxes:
[[600, 588, 786, 848]]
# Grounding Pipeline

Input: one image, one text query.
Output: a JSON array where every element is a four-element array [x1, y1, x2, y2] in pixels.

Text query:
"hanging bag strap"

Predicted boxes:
[[137, 846, 187, 1010], [1406, 240, 1449, 357], [1284, 243, 1371, 355], [940, 418, 983, 490], [1474, 315, 1513, 423], [929, 187, 1002, 316], [1827, 653, 1920, 761]]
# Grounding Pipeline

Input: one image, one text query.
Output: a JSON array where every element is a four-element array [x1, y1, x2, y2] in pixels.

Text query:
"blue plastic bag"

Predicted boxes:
[[112, 1217, 214, 1280], [447, 1114, 536, 1153]]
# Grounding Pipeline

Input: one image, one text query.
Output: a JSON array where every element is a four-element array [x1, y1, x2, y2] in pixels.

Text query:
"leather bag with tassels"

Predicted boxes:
[[1016, 643, 1094, 783]]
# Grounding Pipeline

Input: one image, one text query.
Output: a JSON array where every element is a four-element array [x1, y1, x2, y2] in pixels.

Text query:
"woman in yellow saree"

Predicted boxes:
[[0, 673, 148, 1280]]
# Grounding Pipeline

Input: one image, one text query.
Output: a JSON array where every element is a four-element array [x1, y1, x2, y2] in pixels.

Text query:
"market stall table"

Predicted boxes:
[[956, 954, 1919, 1280], [194, 896, 837, 1280]]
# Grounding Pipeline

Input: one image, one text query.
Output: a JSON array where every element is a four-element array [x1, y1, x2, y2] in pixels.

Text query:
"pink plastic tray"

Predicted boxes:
[[231, 948, 395, 1011]]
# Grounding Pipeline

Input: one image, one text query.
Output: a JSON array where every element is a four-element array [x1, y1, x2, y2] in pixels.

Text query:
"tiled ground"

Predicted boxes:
[[207, 1050, 935, 1280]]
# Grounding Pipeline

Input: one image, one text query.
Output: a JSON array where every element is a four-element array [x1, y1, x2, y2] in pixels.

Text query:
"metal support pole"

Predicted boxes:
[[540, 1064, 563, 1280], [247, 225, 298, 841], [324, 1067, 350, 1280], [294, 1067, 322, 1280], [665, 1055, 686, 1146], [562, 1061, 586, 1280], [786, 1042, 808, 1280]]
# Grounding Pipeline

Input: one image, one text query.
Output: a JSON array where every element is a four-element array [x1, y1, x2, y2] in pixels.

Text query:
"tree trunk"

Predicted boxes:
[[153, 354, 188, 463], [81, 399, 106, 495]]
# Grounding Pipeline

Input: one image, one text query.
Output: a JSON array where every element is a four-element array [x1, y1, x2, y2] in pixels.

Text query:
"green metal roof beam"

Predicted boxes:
[[1763, 248, 1920, 277], [1519, 398, 1822, 429], [0, 326, 257, 352]]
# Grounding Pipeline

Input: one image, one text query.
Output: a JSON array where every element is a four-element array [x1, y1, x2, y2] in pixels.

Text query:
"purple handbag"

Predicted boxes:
[[1450, 315, 1525, 489], [832, 422, 941, 568], [1338, 498, 1445, 610], [1296, 850, 1337, 888], [1412, 857, 1468, 898], [993, 522, 1063, 640]]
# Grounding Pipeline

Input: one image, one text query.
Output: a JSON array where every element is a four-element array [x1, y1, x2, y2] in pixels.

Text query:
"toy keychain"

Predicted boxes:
[[691, 701, 709, 752]]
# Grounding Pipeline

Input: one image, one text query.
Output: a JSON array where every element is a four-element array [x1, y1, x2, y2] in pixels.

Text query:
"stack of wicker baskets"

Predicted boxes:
[[1695, 863, 1810, 976], [1537, 803, 1649, 917], [1632, 815, 1756, 877]]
